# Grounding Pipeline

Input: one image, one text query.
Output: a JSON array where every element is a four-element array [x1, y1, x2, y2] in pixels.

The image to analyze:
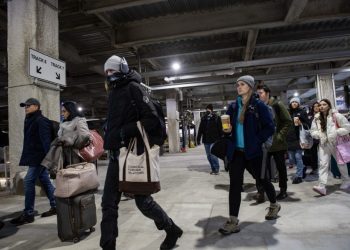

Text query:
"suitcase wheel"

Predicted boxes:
[[73, 237, 80, 243], [90, 227, 95, 233]]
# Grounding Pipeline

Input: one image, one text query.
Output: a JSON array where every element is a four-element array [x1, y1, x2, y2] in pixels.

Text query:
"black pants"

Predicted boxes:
[[100, 151, 172, 250], [229, 150, 276, 217], [269, 150, 287, 190]]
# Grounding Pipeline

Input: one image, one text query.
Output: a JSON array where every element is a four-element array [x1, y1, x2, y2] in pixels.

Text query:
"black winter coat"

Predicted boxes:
[[197, 113, 222, 144], [286, 107, 310, 150], [19, 110, 52, 166], [104, 70, 162, 150]]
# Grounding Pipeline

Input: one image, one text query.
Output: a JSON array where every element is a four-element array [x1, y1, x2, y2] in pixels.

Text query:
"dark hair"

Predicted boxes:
[[62, 101, 83, 121], [206, 104, 213, 111], [256, 84, 271, 93], [309, 101, 320, 117], [319, 98, 332, 132]]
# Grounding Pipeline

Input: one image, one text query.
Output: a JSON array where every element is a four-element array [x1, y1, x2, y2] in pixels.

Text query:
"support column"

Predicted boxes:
[[7, 0, 60, 192], [315, 74, 336, 108], [193, 111, 201, 145], [166, 91, 180, 153]]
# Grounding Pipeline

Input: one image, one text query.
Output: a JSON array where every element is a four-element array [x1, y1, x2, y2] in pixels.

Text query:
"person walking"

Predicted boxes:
[[218, 75, 280, 236], [197, 104, 222, 174], [100, 55, 182, 250], [256, 84, 293, 200], [310, 98, 350, 195], [286, 97, 309, 184], [10, 98, 56, 225], [305, 102, 320, 175], [41, 101, 91, 174]]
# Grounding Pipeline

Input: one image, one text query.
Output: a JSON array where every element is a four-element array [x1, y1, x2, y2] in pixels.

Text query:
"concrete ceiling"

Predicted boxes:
[[1, 0, 350, 127]]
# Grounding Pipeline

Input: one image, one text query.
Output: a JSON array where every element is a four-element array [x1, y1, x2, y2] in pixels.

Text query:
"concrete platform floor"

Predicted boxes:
[[1, 146, 350, 250]]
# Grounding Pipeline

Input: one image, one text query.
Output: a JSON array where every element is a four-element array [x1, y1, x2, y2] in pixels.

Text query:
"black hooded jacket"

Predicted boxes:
[[104, 70, 162, 150], [286, 106, 310, 150]]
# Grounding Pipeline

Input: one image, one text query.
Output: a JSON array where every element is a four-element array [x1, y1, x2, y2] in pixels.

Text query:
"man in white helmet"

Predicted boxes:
[[100, 55, 183, 250]]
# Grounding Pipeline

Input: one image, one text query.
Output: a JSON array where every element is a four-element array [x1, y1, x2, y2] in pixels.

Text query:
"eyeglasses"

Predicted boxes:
[[24, 104, 32, 108]]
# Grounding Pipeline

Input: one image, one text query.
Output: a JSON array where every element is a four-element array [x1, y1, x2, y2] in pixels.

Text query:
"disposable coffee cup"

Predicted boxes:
[[221, 115, 230, 130]]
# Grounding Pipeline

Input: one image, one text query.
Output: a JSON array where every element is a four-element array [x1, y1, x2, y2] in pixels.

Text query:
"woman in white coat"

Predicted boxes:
[[310, 98, 350, 195]]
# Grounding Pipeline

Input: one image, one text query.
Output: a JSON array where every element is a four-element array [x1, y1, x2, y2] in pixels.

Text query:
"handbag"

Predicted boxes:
[[118, 121, 160, 195], [79, 130, 104, 162], [333, 114, 350, 164], [54, 162, 99, 198], [299, 125, 313, 149]]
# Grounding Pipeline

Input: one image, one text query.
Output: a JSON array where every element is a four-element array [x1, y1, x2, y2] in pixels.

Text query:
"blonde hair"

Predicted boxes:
[[239, 89, 253, 123]]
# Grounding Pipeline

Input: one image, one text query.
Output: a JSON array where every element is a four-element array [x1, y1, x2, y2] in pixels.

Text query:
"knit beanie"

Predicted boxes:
[[104, 55, 122, 73], [289, 97, 301, 105], [236, 75, 255, 89]]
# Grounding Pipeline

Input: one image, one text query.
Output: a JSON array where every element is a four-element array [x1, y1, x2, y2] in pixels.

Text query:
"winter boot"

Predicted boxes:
[[160, 221, 183, 250]]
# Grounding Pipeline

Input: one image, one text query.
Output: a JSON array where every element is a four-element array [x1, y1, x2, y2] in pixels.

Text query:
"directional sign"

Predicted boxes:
[[29, 48, 66, 86]]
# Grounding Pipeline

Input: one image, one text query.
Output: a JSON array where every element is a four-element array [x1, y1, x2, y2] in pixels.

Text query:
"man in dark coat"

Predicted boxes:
[[197, 104, 223, 174], [257, 84, 293, 201], [10, 98, 56, 225], [100, 55, 182, 250]]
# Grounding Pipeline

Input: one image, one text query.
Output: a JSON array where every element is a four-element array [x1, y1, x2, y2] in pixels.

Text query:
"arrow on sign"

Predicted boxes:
[[36, 66, 42, 74], [56, 73, 60, 80]]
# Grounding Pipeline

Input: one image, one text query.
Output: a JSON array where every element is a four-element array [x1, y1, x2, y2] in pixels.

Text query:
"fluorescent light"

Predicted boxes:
[[172, 62, 181, 71], [293, 92, 299, 97], [78, 107, 83, 112]]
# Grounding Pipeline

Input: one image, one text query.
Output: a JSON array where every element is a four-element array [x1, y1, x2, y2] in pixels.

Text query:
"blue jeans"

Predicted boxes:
[[100, 151, 172, 250], [24, 165, 56, 216], [288, 150, 304, 178], [204, 143, 220, 173]]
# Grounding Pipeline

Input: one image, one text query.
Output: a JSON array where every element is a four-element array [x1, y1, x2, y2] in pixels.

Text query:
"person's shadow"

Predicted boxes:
[[194, 215, 279, 248]]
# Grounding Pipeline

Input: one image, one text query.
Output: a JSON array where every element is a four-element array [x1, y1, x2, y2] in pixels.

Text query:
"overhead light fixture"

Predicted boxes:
[[78, 107, 83, 112], [172, 62, 181, 71], [224, 106, 227, 110], [293, 92, 299, 97]]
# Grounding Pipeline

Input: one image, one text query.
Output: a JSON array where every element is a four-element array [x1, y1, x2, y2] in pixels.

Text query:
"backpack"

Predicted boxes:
[[127, 84, 167, 145], [50, 120, 60, 141]]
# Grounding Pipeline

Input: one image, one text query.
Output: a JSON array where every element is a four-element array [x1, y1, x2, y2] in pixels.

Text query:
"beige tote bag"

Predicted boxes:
[[118, 121, 160, 195]]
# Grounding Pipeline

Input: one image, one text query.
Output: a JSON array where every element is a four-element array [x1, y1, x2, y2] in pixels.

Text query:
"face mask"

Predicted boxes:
[[106, 72, 126, 86]]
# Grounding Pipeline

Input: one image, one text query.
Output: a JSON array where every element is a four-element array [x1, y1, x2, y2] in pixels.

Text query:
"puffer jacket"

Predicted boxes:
[[57, 116, 90, 166], [310, 109, 350, 146], [104, 70, 163, 150]]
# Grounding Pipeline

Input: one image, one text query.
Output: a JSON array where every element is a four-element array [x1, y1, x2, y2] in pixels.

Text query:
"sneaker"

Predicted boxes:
[[41, 207, 57, 217], [339, 182, 350, 190], [265, 203, 281, 220], [10, 213, 34, 225], [309, 170, 318, 175], [276, 191, 288, 200], [292, 177, 303, 184], [312, 185, 326, 196], [210, 171, 219, 175], [288, 165, 294, 169], [218, 216, 240, 235]]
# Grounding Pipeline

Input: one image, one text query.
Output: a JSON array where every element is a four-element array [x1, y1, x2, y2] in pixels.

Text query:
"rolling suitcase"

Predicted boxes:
[[56, 192, 97, 243]]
